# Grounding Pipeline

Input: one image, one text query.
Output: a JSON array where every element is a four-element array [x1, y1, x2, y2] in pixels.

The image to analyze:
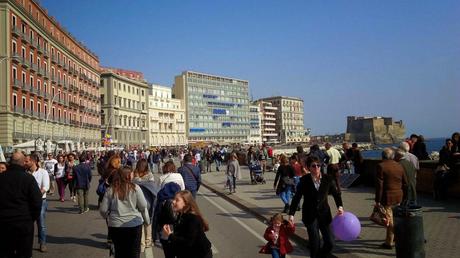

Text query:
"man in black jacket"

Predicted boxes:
[[289, 156, 344, 258], [0, 151, 42, 258]]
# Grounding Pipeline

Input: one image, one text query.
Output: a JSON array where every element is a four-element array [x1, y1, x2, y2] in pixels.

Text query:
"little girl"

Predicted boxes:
[[259, 213, 295, 258]]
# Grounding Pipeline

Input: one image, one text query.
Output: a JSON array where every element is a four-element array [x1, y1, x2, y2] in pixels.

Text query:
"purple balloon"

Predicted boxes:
[[331, 212, 361, 242]]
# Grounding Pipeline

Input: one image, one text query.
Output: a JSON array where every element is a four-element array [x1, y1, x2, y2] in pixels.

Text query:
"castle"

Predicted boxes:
[[345, 116, 406, 144]]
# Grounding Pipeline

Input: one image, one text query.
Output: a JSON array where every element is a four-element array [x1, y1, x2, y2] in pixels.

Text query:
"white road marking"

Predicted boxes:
[[199, 192, 267, 243]]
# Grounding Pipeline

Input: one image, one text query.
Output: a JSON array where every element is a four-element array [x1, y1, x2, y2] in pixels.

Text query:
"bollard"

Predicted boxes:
[[393, 205, 425, 258]]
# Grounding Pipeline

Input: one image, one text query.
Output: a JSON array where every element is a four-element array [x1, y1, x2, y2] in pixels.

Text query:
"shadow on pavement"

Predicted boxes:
[[91, 233, 107, 240], [47, 207, 78, 214], [47, 235, 106, 249]]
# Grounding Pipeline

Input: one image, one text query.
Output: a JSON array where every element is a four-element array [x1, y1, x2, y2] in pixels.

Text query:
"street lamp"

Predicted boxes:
[[78, 111, 88, 150], [44, 92, 62, 142]]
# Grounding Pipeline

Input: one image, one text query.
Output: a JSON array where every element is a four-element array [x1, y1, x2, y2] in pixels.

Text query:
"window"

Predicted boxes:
[[12, 40, 17, 54], [58, 109, 61, 119], [37, 57, 40, 68], [38, 102, 41, 113], [52, 107, 55, 117], [22, 97, 26, 110], [44, 104, 47, 115], [13, 93, 17, 106], [37, 80, 41, 91], [29, 76, 33, 87], [21, 23, 26, 34], [21, 47, 26, 58], [44, 82, 47, 93], [30, 100, 34, 111], [141, 90, 144, 96], [12, 67, 17, 79], [12, 15, 16, 27], [29, 52, 33, 64]]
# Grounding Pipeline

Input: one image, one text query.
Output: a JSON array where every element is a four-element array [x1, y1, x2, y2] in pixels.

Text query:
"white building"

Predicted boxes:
[[147, 84, 187, 147], [249, 104, 262, 144]]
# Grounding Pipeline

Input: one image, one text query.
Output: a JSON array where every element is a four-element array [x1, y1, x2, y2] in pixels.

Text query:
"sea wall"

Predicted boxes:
[[361, 159, 460, 198]]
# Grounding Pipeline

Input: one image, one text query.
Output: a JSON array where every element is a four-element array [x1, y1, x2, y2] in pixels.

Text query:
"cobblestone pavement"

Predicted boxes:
[[201, 165, 460, 258]]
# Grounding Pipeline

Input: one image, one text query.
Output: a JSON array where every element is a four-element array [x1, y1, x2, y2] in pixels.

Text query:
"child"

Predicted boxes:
[[259, 213, 295, 258]]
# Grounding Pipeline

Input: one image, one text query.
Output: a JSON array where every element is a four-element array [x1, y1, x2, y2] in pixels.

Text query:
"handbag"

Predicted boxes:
[[282, 176, 295, 186], [369, 204, 389, 227]]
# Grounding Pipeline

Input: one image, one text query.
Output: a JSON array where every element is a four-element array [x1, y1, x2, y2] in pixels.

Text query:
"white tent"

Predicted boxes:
[[12, 140, 36, 148]]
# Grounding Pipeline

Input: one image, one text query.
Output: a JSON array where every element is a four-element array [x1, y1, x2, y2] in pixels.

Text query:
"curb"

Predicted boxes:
[[201, 179, 361, 258]]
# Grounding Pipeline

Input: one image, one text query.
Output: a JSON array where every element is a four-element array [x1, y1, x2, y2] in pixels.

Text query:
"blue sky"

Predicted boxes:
[[40, 0, 460, 137]]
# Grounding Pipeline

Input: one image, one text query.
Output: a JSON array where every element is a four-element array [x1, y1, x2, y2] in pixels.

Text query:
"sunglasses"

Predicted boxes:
[[310, 163, 321, 168]]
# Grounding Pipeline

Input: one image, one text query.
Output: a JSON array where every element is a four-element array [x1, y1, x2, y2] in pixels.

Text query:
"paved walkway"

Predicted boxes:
[[201, 166, 460, 258]]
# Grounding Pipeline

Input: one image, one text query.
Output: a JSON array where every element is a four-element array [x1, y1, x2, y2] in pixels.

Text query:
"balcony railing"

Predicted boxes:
[[43, 49, 49, 58], [12, 79, 22, 89], [29, 38, 36, 49], [11, 26, 21, 37], [29, 63, 38, 72], [51, 54, 58, 64], [20, 57, 30, 68]]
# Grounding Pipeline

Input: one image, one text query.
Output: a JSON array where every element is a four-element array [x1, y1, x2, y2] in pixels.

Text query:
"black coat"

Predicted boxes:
[[274, 164, 295, 192], [0, 164, 42, 224], [289, 174, 343, 225], [168, 213, 211, 258]]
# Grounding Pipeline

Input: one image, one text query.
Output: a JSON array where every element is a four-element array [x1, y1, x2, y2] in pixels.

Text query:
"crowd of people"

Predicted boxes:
[[0, 132, 459, 258]]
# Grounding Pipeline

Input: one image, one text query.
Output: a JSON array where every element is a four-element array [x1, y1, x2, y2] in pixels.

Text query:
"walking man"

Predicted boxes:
[[44, 153, 58, 195], [73, 155, 93, 214], [325, 142, 342, 192], [375, 148, 408, 249], [24, 153, 50, 253], [0, 151, 42, 257], [178, 154, 201, 198]]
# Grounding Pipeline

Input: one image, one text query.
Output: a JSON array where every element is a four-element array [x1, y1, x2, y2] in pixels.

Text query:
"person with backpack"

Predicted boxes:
[[178, 154, 201, 198], [73, 155, 93, 214], [155, 181, 181, 258], [133, 159, 156, 253]]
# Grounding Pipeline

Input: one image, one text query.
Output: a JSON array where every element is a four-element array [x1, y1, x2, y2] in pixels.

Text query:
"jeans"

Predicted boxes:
[[280, 187, 292, 205], [215, 159, 221, 171], [76, 189, 89, 212], [110, 225, 142, 258], [271, 248, 286, 258], [37, 199, 48, 244], [227, 175, 236, 192], [304, 218, 334, 258], [56, 177, 66, 200]]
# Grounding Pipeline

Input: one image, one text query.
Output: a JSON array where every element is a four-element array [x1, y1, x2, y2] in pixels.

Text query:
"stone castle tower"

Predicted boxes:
[[345, 116, 405, 144]]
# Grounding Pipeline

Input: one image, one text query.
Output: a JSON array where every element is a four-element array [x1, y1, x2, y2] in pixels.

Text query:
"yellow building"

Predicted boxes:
[[100, 70, 149, 149], [148, 84, 187, 147], [0, 0, 101, 149]]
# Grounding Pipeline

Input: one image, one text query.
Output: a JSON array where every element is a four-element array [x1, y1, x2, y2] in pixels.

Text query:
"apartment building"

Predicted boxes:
[[148, 84, 187, 147], [0, 0, 101, 148], [254, 100, 278, 143], [249, 104, 262, 144], [259, 96, 310, 143], [100, 69, 149, 149], [173, 71, 250, 144]]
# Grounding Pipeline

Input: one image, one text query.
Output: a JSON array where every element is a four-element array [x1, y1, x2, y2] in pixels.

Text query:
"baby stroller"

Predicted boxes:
[[250, 162, 266, 184]]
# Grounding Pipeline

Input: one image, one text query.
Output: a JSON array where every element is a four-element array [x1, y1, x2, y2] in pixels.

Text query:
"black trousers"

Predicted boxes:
[[304, 218, 335, 258], [160, 239, 176, 258], [110, 225, 142, 258], [0, 221, 34, 258]]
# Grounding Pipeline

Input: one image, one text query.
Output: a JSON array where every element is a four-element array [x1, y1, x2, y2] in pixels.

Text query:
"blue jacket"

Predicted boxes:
[[73, 163, 92, 190], [178, 163, 201, 192]]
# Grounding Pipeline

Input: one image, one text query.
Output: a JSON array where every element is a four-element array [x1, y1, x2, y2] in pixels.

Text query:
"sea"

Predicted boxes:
[[362, 137, 446, 159]]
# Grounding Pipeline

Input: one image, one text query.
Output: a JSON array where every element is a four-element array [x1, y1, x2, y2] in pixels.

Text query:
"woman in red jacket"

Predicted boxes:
[[260, 213, 295, 258]]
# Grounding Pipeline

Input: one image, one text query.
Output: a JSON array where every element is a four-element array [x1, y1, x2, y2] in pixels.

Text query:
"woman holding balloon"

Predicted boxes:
[[288, 156, 344, 258]]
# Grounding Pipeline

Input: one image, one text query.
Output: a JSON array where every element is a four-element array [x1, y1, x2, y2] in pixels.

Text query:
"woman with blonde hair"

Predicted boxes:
[[162, 190, 212, 258], [274, 154, 296, 213], [100, 166, 149, 258]]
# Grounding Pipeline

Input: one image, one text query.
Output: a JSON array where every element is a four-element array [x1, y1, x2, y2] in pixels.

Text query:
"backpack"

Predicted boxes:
[[158, 199, 176, 226], [96, 178, 107, 196]]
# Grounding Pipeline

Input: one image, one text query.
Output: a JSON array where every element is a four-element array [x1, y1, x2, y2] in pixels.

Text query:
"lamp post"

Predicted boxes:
[[44, 92, 62, 142], [78, 111, 88, 150]]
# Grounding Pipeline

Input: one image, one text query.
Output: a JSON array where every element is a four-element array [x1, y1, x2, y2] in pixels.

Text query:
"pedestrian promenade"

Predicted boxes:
[[201, 166, 460, 258]]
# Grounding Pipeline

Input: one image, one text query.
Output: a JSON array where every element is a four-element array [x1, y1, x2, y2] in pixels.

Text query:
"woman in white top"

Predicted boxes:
[[158, 161, 185, 191], [54, 155, 67, 202]]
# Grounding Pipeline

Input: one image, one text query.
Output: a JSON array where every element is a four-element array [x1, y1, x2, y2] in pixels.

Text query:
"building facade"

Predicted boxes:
[[259, 96, 309, 144], [100, 70, 149, 149], [173, 71, 250, 144], [0, 0, 101, 148], [148, 84, 187, 147], [249, 104, 262, 144], [255, 100, 278, 144], [345, 116, 405, 144]]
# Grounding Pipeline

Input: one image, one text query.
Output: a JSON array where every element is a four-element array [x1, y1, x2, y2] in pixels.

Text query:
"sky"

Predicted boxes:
[[40, 0, 460, 138]]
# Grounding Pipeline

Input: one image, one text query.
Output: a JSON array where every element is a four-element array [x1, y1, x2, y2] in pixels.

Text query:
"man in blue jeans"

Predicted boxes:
[[25, 153, 50, 253], [178, 154, 201, 198]]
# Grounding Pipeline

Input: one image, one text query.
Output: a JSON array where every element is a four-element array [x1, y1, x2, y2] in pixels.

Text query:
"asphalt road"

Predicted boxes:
[[33, 175, 309, 258]]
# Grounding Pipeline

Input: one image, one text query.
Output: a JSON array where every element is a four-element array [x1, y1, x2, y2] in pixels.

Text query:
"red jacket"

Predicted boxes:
[[259, 221, 295, 255]]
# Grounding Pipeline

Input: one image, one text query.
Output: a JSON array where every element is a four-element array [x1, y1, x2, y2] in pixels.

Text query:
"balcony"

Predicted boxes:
[[12, 106, 25, 115], [51, 76, 57, 84], [29, 63, 38, 73], [51, 54, 58, 64], [20, 57, 30, 68], [43, 70, 49, 79], [57, 79, 63, 86], [141, 127, 148, 131], [11, 52, 21, 63], [62, 63, 68, 71], [36, 67, 44, 76], [36, 44, 43, 54], [29, 86, 37, 95], [68, 67, 74, 75], [141, 109, 148, 114], [11, 26, 21, 37], [43, 49, 49, 58], [12, 79, 22, 89], [20, 33, 30, 44], [57, 60, 63, 68], [29, 39, 36, 49], [63, 82, 68, 90]]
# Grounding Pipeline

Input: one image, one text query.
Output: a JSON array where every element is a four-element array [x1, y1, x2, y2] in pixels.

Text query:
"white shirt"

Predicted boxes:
[[158, 173, 185, 192], [195, 153, 201, 162], [31, 168, 50, 199], [326, 148, 341, 164], [311, 174, 322, 191], [44, 159, 58, 175]]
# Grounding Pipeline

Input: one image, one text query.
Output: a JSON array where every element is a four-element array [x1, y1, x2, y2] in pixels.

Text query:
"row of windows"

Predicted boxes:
[[112, 96, 145, 110], [114, 81, 145, 96], [11, 4, 98, 69], [12, 93, 97, 124], [188, 84, 248, 97]]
